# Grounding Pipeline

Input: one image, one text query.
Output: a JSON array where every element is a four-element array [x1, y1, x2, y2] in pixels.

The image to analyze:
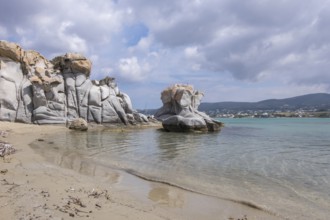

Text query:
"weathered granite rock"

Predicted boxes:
[[0, 40, 150, 126], [0, 58, 22, 121], [68, 118, 88, 131], [0, 41, 23, 62], [155, 84, 223, 132]]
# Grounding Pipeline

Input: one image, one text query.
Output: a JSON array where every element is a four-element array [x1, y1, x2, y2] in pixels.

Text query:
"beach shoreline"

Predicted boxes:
[[0, 121, 281, 220]]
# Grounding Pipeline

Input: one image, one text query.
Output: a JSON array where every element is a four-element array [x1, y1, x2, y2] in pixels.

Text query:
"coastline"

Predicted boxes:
[[0, 121, 281, 220]]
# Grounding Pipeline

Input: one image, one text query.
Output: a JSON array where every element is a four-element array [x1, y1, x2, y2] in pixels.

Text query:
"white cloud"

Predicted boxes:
[[117, 57, 151, 81], [277, 53, 302, 66], [184, 46, 199, 58], [57, 21, 88, 54], [184, 46, 204, 71]]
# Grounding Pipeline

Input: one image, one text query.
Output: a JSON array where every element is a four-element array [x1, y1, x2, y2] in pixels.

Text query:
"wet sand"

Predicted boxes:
[[0, 121, 282, 220]]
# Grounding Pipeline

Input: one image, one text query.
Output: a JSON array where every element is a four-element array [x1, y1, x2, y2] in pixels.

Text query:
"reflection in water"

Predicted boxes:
[[156, 130, 201, 161], [31, 128, 209, 191], [30, 134, 120, 184], [156, 131, 180, 160]]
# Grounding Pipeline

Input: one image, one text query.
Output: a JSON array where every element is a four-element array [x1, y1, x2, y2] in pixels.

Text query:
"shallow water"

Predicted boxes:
[[31, 118, 330, 220]]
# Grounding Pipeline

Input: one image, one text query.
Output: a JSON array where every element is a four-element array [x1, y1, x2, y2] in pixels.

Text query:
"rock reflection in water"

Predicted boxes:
[[30, 135, 120, 184], [156, 129, 201, 161], [31, 128, 212, 189]]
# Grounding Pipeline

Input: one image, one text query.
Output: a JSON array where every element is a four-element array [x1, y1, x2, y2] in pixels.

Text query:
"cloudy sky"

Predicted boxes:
[[1, 0, 330, 108]]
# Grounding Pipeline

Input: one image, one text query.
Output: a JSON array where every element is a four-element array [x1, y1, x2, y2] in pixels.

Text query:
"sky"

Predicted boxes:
[[1, 0, 330, 109]]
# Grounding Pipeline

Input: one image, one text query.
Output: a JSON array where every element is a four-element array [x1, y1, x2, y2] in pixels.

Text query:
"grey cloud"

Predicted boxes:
[[119, 0, 227, 47], [0, 0, 129, 62], [0, 1, 42, 26], [203, 1, 330, 83], [224, 0, 314, 28], [121, 0, 330, 86], [153, 10, 220, 47]]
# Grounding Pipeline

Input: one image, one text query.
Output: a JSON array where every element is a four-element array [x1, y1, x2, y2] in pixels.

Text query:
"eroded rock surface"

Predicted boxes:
[[0, 40, 149, 125], [155, 84, 223, 132], [68, 118, 88, 131]]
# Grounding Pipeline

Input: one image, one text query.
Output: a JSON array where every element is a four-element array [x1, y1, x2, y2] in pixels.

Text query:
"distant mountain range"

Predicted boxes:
[[198, 93, 330, 112], [139, 93, 330, 115]]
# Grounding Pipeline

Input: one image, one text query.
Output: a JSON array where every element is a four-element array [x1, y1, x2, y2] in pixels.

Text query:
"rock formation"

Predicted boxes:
[[67, 118, 88, 131], [154, 84, 223, 132], [0, 40, 149, 125]]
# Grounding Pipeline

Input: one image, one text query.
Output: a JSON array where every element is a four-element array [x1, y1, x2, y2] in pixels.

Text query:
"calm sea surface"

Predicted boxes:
[[32, 118, 330, 219]]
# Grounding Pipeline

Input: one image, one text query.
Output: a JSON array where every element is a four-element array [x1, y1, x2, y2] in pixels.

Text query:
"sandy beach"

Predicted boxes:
[[0, 121, 282, 220]]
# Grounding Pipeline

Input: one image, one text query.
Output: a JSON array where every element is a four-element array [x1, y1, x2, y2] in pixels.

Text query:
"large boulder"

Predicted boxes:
[[155, 84, 223, 132]]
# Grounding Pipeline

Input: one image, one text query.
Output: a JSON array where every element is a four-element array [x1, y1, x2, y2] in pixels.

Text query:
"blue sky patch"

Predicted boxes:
[[122, 23, 149, 47]]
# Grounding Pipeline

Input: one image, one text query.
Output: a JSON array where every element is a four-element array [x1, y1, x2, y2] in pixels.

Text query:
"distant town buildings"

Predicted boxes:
[[204, 108, 330, 118]]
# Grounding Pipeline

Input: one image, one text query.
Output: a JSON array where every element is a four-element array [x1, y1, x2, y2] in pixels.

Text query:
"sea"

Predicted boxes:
[[31, 118, 330, 220]]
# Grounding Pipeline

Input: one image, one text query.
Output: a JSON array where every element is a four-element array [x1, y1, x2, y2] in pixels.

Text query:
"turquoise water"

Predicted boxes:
[[32, 118, 330, 219]]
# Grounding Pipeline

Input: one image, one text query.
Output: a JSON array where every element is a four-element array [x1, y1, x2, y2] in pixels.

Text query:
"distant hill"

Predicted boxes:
[[139, 93, 330, 115], [198, 93, 330, 112]]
